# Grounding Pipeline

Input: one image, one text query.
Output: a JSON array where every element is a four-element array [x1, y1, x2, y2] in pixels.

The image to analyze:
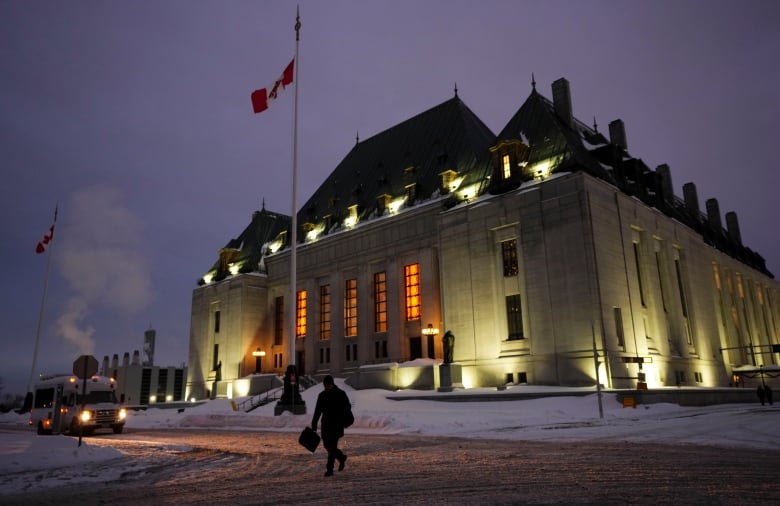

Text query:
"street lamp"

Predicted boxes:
[[422, 323, 439, 337], [422, 323, 439, 360], [252, 348, 266, 374]]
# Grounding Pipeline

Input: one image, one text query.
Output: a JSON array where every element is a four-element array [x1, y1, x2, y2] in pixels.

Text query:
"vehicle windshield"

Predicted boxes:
[[77, 390, 118, 404]]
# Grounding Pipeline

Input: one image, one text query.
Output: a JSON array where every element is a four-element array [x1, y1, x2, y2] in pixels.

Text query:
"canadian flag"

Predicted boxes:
[[36, 224, 55, 254], [251, 59, 295, 114]]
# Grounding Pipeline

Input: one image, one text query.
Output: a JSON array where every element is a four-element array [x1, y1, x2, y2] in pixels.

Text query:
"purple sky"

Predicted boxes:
[[2, 1, 778, 395]]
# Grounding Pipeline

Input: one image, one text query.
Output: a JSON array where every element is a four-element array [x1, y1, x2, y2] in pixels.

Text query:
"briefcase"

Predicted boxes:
[[299, 426, 320, 453]]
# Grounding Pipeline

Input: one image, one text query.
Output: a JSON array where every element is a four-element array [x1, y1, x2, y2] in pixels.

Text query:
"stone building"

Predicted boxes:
[[186, 78, 779, 400], [102, 328, 187, 405]]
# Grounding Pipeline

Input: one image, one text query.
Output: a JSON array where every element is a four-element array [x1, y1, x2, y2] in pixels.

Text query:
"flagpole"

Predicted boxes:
[[27, 206, 58, 394], [288, 9, 301, 369]]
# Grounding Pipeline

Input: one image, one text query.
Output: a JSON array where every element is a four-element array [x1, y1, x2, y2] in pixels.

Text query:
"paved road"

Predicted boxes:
[[5, 429, 780, 505]]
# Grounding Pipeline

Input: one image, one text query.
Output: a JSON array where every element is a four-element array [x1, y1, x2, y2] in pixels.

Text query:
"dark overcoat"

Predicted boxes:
[[311, 385, 350, 440]]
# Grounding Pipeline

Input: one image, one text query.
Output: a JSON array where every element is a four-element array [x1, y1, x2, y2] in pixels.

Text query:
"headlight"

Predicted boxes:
[[118, 408, 127, 420], [80, 410, 92, 422]]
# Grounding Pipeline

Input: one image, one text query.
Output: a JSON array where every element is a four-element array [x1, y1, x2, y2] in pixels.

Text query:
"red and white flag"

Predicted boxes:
[[36, 224, 55, 254], [251, 59, 295, 114]]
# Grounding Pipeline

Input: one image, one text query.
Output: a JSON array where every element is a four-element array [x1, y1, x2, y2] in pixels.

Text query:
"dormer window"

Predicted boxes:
[[405, 183, 417, 203], [344, 204, 359, 229], [489, 139, 531, 185], [377, 194, 391, 214]]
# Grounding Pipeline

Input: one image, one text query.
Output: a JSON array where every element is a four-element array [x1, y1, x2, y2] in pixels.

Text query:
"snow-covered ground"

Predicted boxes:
[[1, 380, 777, 496]]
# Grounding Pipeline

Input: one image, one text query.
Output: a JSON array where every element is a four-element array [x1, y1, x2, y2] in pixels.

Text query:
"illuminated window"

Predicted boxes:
[[274, 296, 284, 346], [374, 271, 387, 332], [440, 169, 457, 191], [319, 285, 331, 340], [502, 154, 511, 179], [501, 239, 518, 277], [404, 263, 421, 321], [296, 290, 307, 338], [344, 278, 358, 337], [506, 294, 523, 340]]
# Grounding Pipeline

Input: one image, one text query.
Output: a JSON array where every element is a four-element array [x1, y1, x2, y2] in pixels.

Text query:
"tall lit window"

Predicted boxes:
[[506, 294, 523, 340], [296, 290, 307, 338], [374, 271, 387, 332], [274, 296, 284, 346], [344, 278, 358, 337], [404, 263, 421, 321], [502, 154, 511, 179], [319, 284, 331, 340], [502, 239, 518, 277]]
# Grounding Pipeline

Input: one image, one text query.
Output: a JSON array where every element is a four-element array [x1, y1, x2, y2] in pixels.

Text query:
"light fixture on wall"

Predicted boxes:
[[421, 323, 439, 336], [252, 348, 266, 374]]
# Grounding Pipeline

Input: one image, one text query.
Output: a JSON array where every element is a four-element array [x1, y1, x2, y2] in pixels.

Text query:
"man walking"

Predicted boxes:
[[311, 375, 351, 476]]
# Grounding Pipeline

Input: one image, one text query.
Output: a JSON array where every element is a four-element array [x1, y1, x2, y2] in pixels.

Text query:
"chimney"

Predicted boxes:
[[111, 354, 119, 369], [122, 352, 130, 367], [608, 119, 628, 150], [655, 164, 674, 203], [143, 328, 156, 366], [132, 350, 140, 366], [726, 211, 742, 245], [551, 78, 574, 128], [683, 182, 700, 216], [706, 198, 723, 231], [102, 356, 109, 376]]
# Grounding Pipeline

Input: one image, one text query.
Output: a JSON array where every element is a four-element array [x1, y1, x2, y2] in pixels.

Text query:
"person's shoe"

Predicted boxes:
[[338, 454, 347, 471], [324, 470, 333, 477]]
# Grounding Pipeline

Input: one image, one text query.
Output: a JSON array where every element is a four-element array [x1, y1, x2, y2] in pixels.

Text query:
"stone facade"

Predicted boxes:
[[185, 79, 780, 399]]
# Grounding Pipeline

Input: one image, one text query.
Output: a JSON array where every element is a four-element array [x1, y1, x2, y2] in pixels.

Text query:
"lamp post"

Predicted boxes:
[[252, 348, 266, 374], [422, 323, 439, 359]]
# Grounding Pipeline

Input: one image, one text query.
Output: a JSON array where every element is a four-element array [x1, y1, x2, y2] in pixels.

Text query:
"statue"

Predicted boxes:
[[279, 364, 304, 405], [442, 331, 455, 364]]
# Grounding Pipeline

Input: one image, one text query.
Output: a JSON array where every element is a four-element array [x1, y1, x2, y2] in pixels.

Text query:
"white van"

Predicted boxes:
[[29, 374, 127, 435]]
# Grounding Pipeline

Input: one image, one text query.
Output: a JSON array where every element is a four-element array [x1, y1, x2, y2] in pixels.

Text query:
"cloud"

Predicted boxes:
[[55, 184, 153, 350], [55, 297, 95, 354]]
